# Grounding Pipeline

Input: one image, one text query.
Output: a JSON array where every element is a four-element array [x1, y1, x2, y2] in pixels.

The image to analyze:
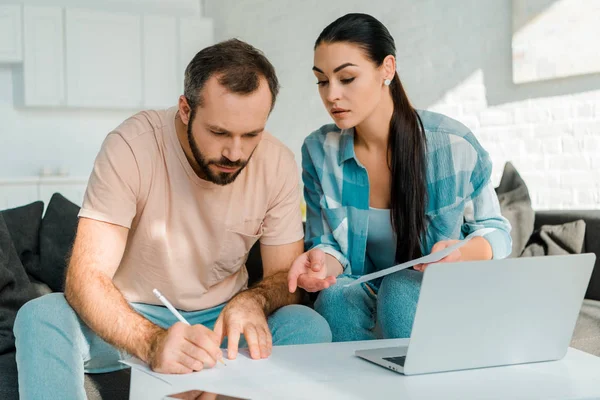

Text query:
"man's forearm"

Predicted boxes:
[[242, 271, 303, 315], [64, 270, 163, 363]]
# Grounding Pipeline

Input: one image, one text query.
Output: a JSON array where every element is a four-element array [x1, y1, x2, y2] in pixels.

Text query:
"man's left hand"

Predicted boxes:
[[213, 293, 271, 361], [414, 240, 462, 272]]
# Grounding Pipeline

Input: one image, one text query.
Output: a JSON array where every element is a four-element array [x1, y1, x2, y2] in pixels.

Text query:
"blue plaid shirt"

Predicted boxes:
[[303, 110, 512, 275]]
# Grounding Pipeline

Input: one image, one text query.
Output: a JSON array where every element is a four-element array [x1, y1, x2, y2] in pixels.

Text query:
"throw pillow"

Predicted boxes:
[[39, 193, 80, 292], [521, 219, 586, 257], [495, 162, 535, 257], [0, 214, 37, 355], [0, 201, 44, 282]]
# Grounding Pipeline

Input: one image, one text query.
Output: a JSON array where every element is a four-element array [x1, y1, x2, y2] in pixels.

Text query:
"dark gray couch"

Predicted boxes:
[[1, 195, 599, 400], [534, 211, 600, 357]]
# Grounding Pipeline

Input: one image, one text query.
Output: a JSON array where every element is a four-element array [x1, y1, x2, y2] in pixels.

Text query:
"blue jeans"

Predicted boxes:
[[314, 269, 423, 341], [14, 293, 332, 400]]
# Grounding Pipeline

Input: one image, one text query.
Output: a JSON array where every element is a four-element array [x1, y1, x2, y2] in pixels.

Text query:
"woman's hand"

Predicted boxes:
[[414, 240, 462, 272], [288, 249, 337, 293]]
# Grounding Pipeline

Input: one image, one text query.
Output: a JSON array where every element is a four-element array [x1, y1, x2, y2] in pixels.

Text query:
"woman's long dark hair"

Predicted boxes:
[[315, 13, 428, 263]]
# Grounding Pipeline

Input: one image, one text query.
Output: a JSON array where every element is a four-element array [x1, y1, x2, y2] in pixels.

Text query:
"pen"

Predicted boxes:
[[152, 288, 226, 366]]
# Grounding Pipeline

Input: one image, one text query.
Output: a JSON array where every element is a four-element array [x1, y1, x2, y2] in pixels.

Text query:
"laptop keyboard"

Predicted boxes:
[[383, 356, 406, 367]]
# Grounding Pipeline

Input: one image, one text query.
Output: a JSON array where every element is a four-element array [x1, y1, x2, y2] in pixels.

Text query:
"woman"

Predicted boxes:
[[287, 13, 512, 341]]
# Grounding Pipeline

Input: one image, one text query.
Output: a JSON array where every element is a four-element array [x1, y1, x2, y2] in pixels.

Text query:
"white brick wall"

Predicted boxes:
[[204, 0, 600, 210], [431, 71, 600, 210]]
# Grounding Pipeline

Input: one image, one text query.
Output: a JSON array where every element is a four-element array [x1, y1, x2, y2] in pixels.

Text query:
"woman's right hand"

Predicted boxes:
[[287, 248, 337, 293]]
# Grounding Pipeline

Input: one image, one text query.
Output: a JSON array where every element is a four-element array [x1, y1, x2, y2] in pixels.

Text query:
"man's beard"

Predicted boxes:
[[187, 114, 250, 186]]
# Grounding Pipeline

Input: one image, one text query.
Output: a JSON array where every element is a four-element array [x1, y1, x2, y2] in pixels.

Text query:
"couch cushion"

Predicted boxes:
[[534, 210, 600, 301], [0, 201, 44, 282], [522, 219, 586, 257], [494, 162, 535, 258], [84, 369, 131, 400], [571, 299, 600, 357], [39, 193, 80, 292], [0, 214, 37, 355], [246, 240, 263, 287], [0, 352, 18, 400]]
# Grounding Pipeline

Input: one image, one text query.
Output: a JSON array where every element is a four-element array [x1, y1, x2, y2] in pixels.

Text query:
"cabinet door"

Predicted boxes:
[[142, 15, 179, 109], [0, 5, 23, 63], [22, 6, 65, 107], [65, 9, 142, 109], [178, 17, 214, 94]]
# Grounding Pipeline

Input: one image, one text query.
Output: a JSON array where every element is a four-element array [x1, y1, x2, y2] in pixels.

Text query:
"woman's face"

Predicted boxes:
[[313, 42, 388, 129]]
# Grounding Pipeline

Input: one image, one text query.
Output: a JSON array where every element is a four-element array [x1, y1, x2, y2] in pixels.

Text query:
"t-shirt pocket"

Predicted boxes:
[[210, 219, 264, 286]]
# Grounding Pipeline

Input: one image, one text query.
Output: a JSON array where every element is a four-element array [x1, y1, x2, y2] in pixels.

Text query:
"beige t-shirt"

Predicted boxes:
[[79, 107, 304, 311]]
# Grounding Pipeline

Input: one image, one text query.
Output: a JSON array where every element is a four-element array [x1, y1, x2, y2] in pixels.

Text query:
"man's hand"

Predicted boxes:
[[414, 240, 462, 272], [165, 390, 217, 400], [213, 294, 271, 361], [287, 249, 337, 293], [148, 322, 222, 374]]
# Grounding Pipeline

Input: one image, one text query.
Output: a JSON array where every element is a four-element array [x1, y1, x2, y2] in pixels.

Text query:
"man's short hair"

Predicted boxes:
[[184, 38, 280, 111]]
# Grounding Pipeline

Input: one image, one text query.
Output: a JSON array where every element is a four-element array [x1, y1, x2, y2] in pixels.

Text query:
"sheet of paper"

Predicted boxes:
[[120, 350, 233, 387], [121, 348, 345, 399], [343, 238, 471, 287], [122, 339, 409, 386]]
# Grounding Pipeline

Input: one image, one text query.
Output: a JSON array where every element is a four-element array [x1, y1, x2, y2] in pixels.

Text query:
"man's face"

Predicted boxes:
[[184, 75, 272, 185]]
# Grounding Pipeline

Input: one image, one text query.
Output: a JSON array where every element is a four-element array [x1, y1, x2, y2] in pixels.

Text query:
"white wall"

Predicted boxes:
[[204, 0, 600, 210], [0, 0, 204, 180]]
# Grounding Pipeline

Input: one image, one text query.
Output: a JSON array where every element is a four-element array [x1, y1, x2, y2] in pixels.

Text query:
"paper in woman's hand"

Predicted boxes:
[[343, 238, 471, 287]]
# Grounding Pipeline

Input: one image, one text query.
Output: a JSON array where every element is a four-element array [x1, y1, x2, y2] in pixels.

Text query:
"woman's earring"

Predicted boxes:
[[384, 79, 391, 86]]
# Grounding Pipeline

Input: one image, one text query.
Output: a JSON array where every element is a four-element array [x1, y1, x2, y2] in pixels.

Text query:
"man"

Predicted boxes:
[[14, 39, 332, 399]]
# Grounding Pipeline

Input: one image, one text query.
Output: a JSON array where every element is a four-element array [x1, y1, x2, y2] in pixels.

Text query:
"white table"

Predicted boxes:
[[128, 339, 600, 400]]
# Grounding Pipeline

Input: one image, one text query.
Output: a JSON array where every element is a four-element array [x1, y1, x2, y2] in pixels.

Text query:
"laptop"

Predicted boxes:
[[355, 253, 595, 375]]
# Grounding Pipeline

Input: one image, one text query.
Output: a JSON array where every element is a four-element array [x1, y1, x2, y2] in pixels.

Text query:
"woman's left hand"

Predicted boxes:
[[414, 240, 463, 272]]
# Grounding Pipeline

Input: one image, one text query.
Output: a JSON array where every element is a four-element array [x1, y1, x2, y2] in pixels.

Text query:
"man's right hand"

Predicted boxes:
[[148, 322, 222, 374], [287, 248, 337, 293]]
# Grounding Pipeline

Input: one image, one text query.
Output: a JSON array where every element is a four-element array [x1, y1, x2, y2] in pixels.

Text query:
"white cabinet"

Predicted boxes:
[[21, 6, 65, 107], [65, 9, 142, 109], [0, 1, 201, 18], [0, 5, 23, 63], [142, 16, 214, 108], [7, 6, 214, 110], [178, 17, 214, 94], [142, 15, 180, 109]]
